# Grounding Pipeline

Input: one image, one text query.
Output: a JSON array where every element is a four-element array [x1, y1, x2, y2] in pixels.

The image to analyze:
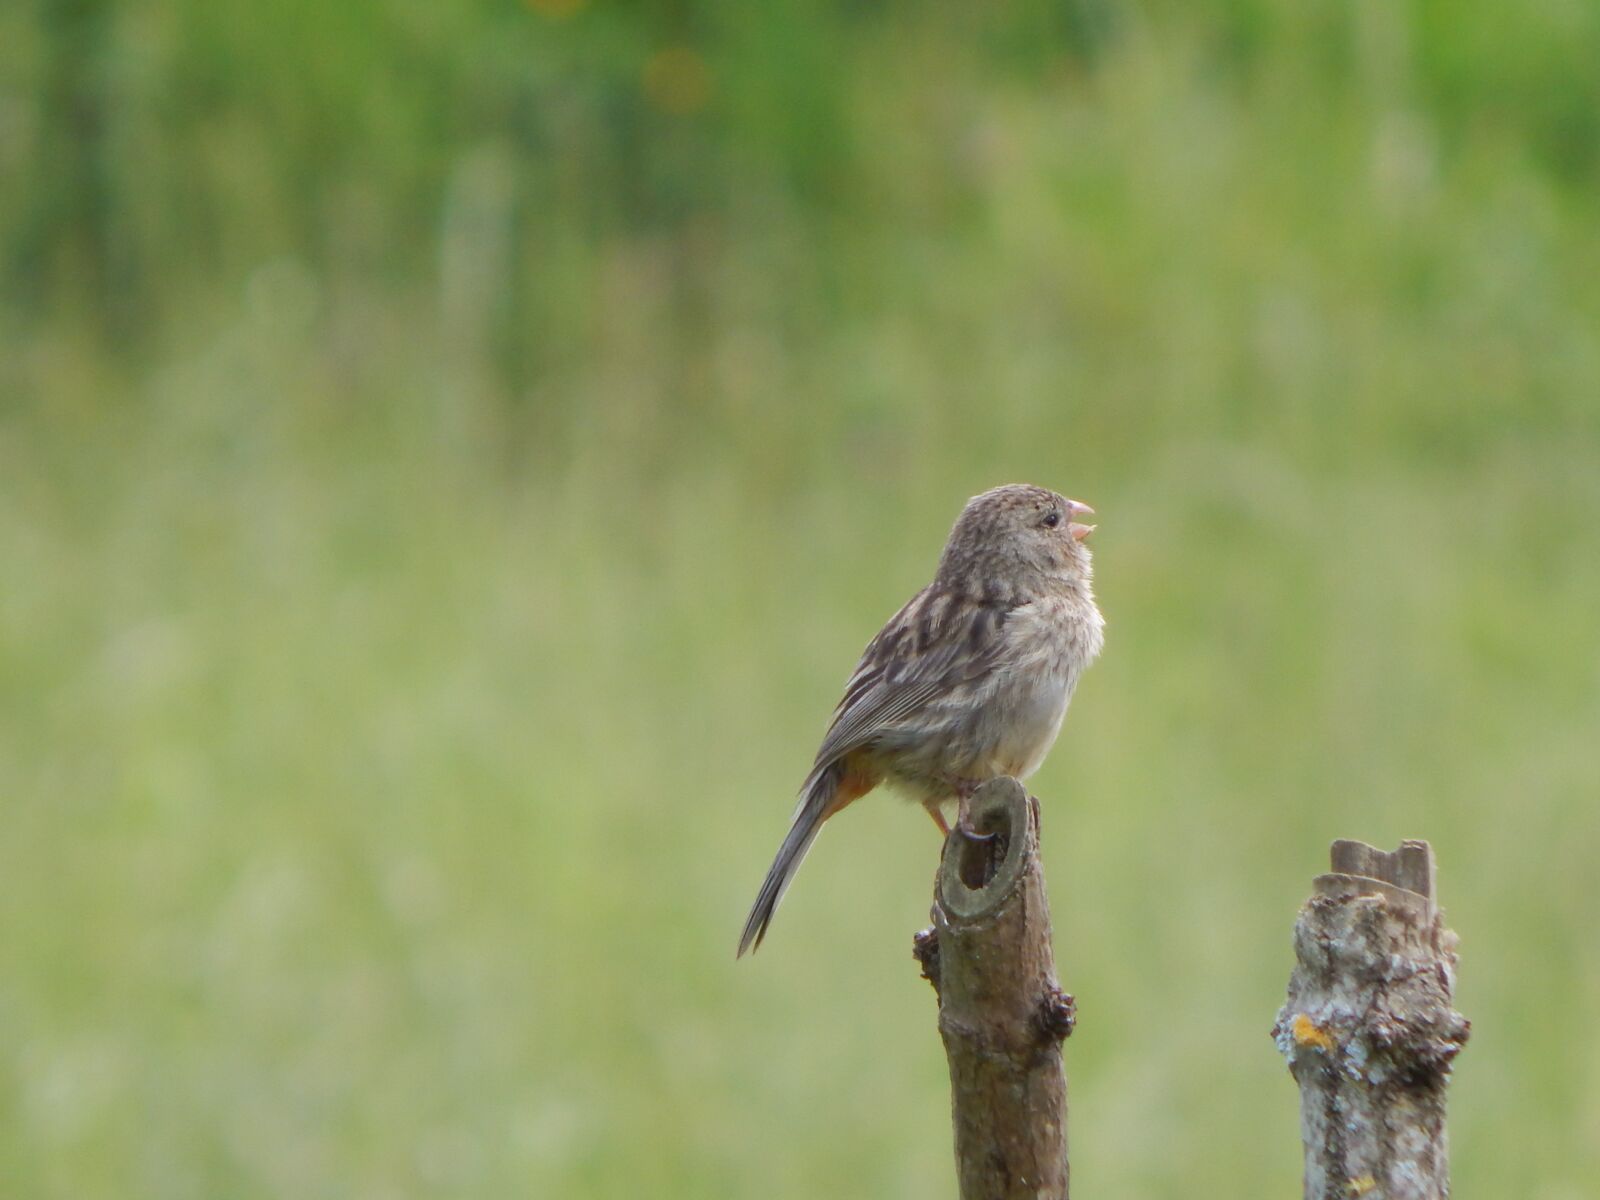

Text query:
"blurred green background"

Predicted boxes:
[[4, 0, 1599, 1196]]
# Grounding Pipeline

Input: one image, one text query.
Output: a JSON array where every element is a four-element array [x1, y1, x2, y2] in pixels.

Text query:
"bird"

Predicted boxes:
[[738, 483, 1104, 956]]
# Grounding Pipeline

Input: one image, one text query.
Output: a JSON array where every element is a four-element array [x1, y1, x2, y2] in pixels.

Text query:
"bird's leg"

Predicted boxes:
[[924, 804, 950, 837], [949, 777, 998, 845]]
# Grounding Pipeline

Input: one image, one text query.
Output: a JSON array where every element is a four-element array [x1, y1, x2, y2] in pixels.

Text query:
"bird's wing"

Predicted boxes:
[[804, 585, 1011, 783]]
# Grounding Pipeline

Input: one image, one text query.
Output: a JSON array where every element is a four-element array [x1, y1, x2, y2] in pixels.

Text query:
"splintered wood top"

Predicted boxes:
[[1315, 839, 1437, 922]]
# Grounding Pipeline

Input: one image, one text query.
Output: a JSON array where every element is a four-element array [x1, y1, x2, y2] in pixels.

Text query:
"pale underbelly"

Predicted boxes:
[[981, 671, 1072, 779], [879, 665, 1077, 795]]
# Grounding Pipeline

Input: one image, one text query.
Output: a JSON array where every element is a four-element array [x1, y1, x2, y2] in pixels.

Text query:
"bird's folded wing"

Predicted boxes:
[[802, 586, 1011, 786]]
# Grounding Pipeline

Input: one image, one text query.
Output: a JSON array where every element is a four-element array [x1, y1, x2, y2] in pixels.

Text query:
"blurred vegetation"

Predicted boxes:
[[3, 1, 1599, 1196]]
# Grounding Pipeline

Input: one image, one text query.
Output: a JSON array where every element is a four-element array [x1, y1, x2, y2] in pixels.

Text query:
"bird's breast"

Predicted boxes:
[[983, 659, 1072, 780], [984, 593, 1102, 779]]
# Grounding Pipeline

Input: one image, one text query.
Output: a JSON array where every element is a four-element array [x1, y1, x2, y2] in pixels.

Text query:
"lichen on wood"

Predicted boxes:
[[1273, 840, 1470, 1200]]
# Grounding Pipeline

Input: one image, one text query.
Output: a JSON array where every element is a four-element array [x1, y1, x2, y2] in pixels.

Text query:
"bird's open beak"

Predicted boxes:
[[1066, 499, 1095, 541]]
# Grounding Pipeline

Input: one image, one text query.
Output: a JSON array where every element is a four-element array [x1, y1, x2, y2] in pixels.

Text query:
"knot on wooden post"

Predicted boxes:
[[912, 777, 1071, 1200], [1036, 986, 1077, 1043], [1273, 840, 1470, 1200]]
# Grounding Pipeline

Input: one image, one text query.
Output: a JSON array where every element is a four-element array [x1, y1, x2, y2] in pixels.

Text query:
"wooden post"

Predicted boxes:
[[912, 777, 1074, 1200], [1273, 840, 1471, 1200]]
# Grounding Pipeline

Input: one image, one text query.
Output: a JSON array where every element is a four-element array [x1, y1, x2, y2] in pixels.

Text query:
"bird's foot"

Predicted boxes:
[[952, 787, 993, 843], [953, 821, 998, 846]]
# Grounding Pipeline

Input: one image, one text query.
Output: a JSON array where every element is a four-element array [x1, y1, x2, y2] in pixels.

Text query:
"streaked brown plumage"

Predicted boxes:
[[738, 483, 1105, 956]]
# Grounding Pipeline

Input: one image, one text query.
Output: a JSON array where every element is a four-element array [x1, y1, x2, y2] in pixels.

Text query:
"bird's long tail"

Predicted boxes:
[[737, 763, 843, 957]]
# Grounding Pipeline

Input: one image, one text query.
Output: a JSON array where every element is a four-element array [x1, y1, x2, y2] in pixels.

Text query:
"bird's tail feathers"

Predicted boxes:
[[737, 764, 841, 957]]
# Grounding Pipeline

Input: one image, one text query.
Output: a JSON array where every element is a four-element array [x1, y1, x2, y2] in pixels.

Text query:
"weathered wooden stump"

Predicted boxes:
[[913, 777, 1073, 1200], [1273, 840, 1471, 1200]]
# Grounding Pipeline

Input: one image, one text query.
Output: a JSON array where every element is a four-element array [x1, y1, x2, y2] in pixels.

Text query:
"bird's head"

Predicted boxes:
[[935, 483, 1096, 597]]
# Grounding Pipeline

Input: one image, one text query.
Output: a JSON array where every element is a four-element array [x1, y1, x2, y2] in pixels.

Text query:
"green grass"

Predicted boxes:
[[4, 2, 1600, 1196]]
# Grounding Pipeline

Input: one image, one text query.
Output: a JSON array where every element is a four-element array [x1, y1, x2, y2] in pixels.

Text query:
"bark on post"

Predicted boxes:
[[912, 777, 1074, 1200], [1273, 840, 1471, 1200]]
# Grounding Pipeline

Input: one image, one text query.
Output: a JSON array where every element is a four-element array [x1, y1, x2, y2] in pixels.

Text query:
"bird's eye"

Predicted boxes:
[[1042, 511, 1061, 528]]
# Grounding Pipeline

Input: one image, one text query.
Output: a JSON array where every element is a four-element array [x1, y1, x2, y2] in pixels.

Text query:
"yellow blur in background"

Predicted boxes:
[[3, 1, 1599, 1196]]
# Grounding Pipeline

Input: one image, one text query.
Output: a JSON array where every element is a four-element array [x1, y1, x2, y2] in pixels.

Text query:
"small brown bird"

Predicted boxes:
[[738, 483, 1105, 956]]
